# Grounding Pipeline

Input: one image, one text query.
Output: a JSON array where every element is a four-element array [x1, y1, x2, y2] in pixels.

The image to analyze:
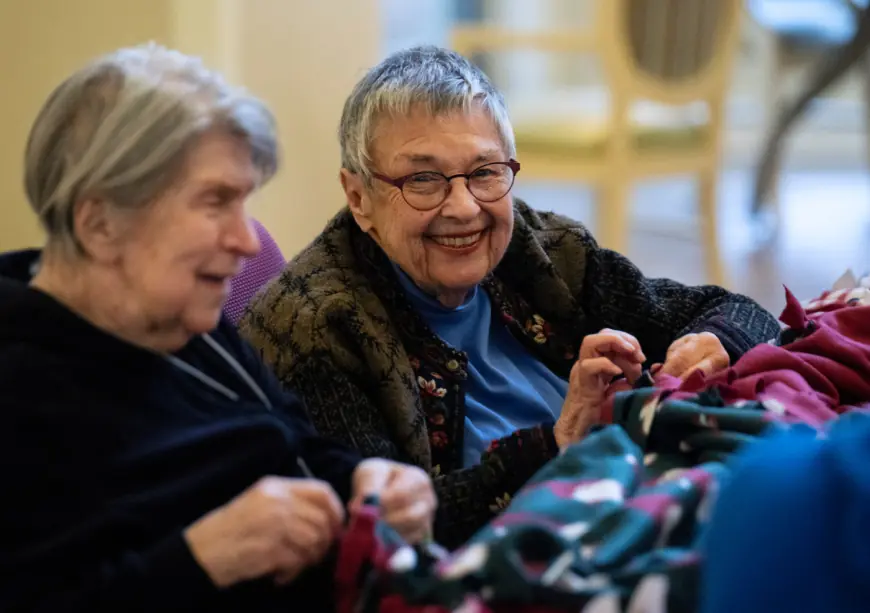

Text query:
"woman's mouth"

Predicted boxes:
[[427, 230, 486, 251], [199, 273, 232, 287]]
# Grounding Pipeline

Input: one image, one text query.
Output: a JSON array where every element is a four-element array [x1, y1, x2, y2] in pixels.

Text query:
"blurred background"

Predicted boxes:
[[2, 0, 869, 314]]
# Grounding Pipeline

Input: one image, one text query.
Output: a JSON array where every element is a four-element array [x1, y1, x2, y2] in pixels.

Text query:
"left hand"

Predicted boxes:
[[350, 458, 436, 544], [654, 332, 730, 380]]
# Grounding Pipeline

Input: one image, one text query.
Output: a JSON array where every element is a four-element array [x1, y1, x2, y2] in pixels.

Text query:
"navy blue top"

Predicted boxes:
[[395, 268, 568, 466], [0, 249, 361, 612]]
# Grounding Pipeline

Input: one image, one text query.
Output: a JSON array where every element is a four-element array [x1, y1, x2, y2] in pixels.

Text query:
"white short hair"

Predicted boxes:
[[338, 45, 515, 179], [24, 42, 279, 251]]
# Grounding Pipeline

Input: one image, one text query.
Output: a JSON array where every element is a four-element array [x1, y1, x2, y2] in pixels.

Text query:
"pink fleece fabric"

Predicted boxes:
[[601, 287, 870, 427]]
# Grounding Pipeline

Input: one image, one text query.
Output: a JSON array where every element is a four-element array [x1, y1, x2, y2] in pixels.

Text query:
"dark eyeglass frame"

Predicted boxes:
[[371, 159, 521, 211]]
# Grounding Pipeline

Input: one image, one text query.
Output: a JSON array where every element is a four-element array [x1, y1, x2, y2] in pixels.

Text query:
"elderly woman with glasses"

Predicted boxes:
[[240, 45, 780, 549]]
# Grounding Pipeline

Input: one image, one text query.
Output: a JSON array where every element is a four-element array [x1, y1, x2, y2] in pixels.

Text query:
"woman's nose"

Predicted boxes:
[[227, 215, 262, 257], [440, 179, 482, 220]]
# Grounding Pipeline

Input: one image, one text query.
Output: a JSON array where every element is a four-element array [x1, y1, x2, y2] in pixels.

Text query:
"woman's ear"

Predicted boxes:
[[340, 168, 373, 233], [72, 197, 125, 262]]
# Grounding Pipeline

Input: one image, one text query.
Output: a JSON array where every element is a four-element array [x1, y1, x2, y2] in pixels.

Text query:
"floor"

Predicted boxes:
[[513, 169, 870, 317]]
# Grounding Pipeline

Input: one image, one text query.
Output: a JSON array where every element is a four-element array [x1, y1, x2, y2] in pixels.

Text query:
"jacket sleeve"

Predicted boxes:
[[579, 241, 781, 364], [287, 352, 558, 549], [1, 535, 221, 613]]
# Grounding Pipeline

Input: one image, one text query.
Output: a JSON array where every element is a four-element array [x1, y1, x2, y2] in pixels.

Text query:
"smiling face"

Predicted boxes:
[[342, 104, 515, 308], [117, 131, 262, 336], [60, 130, 264, 349]]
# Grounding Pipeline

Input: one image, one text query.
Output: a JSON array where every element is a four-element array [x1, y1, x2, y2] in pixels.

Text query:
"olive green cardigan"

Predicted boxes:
[[239, 200, 779, 548]]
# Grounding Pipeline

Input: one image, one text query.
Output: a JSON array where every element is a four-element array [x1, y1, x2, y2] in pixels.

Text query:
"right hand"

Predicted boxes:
[[554, 329, 646, 449], [184, 476, 345, 588]]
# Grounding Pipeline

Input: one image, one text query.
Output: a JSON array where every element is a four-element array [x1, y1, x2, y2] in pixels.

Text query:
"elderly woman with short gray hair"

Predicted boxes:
[[240, 45, 780, 549], [0, 44, 435, 612]]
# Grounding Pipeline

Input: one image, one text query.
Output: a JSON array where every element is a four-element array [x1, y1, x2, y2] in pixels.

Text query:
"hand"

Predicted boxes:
[[350, 458, 436, 544], [184, 476, 345, 588], [653, 332, 729, 380], [554, 329, 646, 449]]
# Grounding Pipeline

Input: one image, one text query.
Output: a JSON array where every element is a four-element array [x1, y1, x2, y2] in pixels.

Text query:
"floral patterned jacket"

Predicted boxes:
[[238, 200, 779, 548]]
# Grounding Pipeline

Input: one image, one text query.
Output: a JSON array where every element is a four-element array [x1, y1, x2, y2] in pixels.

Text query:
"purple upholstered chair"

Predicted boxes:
[[223, 219, 286, 325]]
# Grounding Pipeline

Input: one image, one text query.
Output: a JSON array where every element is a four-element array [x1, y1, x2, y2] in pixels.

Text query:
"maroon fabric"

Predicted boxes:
[[223, 219, 286, 325], [696, 288, 870, 416], [336, 505, 468, 613], [602, 287, 870, 427]]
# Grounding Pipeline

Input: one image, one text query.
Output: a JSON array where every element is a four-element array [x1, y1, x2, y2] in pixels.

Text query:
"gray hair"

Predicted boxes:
[[338, 45, 515, 179], [24, 42, 279, 252]]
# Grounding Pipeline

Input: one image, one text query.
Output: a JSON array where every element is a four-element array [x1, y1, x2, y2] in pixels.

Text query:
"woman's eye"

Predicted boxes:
[[409, 174, 440, 184], [203, 193, 231, 207]]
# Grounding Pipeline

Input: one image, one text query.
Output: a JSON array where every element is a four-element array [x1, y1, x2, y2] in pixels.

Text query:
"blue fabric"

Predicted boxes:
[[702, 413, 870, 613], [394, 267, 568, 467]]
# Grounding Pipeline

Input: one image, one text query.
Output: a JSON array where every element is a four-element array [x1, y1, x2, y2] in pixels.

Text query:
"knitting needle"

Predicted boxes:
[[296, 457, 315, 478]]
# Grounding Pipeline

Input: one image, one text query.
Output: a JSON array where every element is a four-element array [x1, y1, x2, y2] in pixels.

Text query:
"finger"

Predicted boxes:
[[368, 466, 435, 544], [293, 480, 345, 531], [665, 334, 694, 359], [379, 468, 433, 512], [712, 350, 730, 372], [353, 459, 397, 502], [382, 500, 435, 543], [382, 500, 433, 537], [271, 548, 306, 585], [609, 356, 642, 384], [581, 334, 644, 363], [283, 505, 339, 564], [569, 358, 584, 386], [271, 525, 327, 575], [659, 344, 697, 378], [390, 525, 431, 546], [577, 357, 623, 381], [347, 496, 364, 517], [660, 359, 690, 379], [291, 500, 339, 539], [683, 350, 728, 380], [663, 337, 728, 380], [600, 329, 646, 363], [598, 337, 645, 363], [681, 357, 716, 380]]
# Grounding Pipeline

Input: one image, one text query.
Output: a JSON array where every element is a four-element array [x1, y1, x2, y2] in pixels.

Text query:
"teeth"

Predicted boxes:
[[431, 232, 481, 248]]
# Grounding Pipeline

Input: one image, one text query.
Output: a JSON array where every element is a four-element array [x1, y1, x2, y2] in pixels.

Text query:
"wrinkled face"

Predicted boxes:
[[342, 104, 515, 307], [109, 131, 261, 337]]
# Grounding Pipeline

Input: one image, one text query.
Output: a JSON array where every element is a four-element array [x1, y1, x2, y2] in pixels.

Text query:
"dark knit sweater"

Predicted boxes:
[[239, 200, 779, 548], [0, 249, 362, 613]]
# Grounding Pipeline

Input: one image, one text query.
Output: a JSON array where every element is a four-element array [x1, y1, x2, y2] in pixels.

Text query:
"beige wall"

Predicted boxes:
[[0, 0, 171, 251], [0, 0, 379, 257], [238, 1, 379, 255]]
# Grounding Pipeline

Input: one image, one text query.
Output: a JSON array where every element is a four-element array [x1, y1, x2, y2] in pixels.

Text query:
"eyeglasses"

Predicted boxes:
[[371, 159, 521, 211]]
